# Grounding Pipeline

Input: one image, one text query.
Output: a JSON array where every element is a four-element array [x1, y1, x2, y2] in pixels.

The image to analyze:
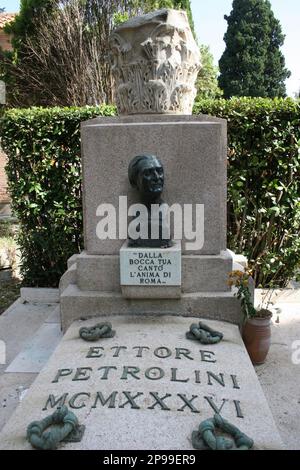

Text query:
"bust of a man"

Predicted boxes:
[[128, 155, 172, 248]]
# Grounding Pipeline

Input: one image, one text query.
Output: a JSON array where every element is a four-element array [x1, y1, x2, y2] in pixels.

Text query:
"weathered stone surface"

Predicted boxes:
[[0, 316, 283, 450], [60, 284, 242, 332], [76, 254, 120, 292], [0, 300, 60, 433], [121, 285, 182, 300], [20, 288, 59, 304], [0, 80, 5, 105], [182, 250, 232, 293], [81, 115, 227, 256], [0, 301, 58, 373], [73, 250, 232, 293], [5, 323, 62, 374], [59, 262, 77, 295], [45, 305, 61, 324], [109, 9, 201, 115], [0, 373, 37, 434], [67, 254, 79, 269]]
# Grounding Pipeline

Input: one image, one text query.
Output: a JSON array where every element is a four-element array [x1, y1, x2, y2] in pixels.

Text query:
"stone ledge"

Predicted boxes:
[[75, 249, 233, 293], [60, 283, 242, 332], [20, 288, 59, 304]]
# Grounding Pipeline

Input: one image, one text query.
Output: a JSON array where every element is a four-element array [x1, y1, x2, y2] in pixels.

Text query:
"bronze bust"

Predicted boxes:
[[128, 155, 172, 248]]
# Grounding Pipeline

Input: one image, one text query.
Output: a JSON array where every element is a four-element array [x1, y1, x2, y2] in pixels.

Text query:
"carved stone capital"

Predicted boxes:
[[109, 9, 201, 115]]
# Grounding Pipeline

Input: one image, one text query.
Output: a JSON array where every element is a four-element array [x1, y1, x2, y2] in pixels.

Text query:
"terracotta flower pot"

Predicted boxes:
[[242, 312, 272, 365]]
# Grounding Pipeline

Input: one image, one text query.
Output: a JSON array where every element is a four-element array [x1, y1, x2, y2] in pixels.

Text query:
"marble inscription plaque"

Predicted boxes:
[[120, 241, 181, 286]]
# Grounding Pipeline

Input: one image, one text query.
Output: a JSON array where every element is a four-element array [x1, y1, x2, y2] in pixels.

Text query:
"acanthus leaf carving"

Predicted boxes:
[[109, 9, 201, 115]]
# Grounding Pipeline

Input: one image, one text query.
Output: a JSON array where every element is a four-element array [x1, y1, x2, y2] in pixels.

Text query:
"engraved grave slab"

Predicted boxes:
[[0, 316, 283, 450]]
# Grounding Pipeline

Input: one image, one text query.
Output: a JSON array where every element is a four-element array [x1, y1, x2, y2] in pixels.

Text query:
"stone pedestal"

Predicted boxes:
[[59, 249, 241, 332], [81, 114, 227, 255], [59, 114, 241, 331]]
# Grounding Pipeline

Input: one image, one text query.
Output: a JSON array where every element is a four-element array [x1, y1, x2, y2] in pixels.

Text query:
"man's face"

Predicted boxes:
[[136, 158, 164, 199]]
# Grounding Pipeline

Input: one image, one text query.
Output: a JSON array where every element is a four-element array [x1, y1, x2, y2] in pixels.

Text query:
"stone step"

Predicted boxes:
[[6, 323, 62, 374], [60, 284, 242, 332], [20, 288, 59, 304], [75, 249, 233, 294]]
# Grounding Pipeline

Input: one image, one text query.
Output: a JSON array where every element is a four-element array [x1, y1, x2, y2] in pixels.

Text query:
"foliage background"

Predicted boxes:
[[0, 105, 115, 286], [2, 0, 213, 107], [195, 98, 300, 287], [218, 0, 291, 98], [1, 98, 299, 287]]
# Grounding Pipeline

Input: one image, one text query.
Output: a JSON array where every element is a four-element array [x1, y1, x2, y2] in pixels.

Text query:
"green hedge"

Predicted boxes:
[[1, 98, 299, 287], [195, 98, 300, 287], [0, 105, 115, 286]]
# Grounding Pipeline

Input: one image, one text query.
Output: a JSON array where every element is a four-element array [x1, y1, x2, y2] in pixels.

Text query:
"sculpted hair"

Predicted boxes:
[[128, 155, 161, 188]]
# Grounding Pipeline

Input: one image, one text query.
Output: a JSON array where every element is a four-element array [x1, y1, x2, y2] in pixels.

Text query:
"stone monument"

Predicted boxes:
[[59, 9, 241, 332], [0, 9, 284, 451]]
